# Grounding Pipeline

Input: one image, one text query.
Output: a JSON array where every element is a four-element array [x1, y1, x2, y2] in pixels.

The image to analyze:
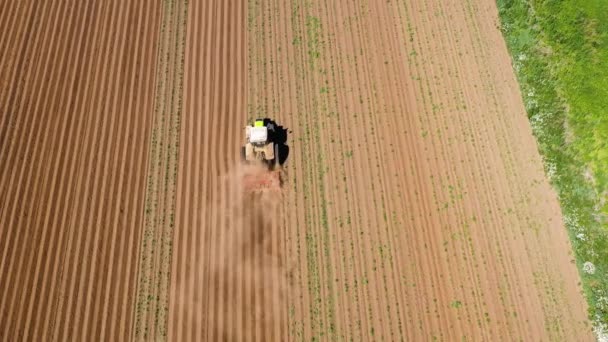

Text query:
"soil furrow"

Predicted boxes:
[[0, 0, 162, 339]]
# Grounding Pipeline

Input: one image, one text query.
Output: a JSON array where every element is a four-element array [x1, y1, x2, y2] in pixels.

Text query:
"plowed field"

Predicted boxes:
[[167, 0, 258, 340], [0, 1, 162, 340], [1, 0, 594, 341], [168, 0, 593, 341]]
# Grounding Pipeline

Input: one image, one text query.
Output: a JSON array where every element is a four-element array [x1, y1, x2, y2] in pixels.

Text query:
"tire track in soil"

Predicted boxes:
[[0, 1, 163, 340]]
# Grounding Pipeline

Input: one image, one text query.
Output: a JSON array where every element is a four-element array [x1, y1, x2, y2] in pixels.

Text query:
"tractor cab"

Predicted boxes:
[[246, 119, 269, 146]]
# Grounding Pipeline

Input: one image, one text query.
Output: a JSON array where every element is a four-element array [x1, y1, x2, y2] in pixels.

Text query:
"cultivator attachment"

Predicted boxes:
[[243, 169, 282, 193]]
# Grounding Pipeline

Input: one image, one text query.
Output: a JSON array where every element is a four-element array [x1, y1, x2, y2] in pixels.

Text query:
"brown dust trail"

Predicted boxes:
[[172, 164, 289, 341]]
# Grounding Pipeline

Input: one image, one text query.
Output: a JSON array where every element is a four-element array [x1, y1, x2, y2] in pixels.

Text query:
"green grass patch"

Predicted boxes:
[[497, 0, 608, 334]]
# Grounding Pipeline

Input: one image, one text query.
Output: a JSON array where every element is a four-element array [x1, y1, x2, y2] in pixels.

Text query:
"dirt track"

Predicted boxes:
[[0, 1, 161, 340]]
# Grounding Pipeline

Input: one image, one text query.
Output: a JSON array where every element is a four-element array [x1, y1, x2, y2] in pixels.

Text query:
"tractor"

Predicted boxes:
[[241, 118, 283, 192]]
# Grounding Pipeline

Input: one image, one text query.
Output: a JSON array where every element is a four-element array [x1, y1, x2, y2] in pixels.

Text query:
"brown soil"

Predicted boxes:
[[131, 0, 187, 340], [0, 1, 162, 341], [169, 0, 592, 340], [0, 0, 593, 340], [243, 0, 592, 340], [167, 0, 267, 340]]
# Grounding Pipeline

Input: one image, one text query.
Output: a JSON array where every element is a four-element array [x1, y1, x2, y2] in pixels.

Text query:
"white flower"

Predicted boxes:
[[583, 261, 596, 275], [545, 162, 557, 180], [594, 321, 608, 342], [576, 233, 586, 241], [598, 296, 608, 311], [564, 212, 582, 230]]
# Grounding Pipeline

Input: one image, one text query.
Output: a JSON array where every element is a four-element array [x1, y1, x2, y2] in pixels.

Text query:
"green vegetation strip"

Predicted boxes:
[[133, 0, 187, 339], [497, 0, 608, 335]]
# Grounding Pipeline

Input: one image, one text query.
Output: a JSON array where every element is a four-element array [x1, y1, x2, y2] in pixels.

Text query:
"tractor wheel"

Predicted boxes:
[[240, 146, 246, 162], [274, 143, 280, 168]]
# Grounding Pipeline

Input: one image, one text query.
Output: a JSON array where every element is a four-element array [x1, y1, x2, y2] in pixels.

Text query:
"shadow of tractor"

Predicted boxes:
[[261, 117, 289, 166]]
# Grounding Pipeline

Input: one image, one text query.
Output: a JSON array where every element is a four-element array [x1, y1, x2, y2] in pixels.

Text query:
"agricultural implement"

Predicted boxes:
[[241, 118, 283, 192]]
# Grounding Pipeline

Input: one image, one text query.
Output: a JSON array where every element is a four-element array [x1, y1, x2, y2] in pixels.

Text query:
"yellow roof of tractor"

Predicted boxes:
[[255, 120, 264, 127]]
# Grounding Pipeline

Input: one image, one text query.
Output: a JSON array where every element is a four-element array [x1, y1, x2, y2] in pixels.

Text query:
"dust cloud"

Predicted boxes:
[[175, 163, 289, 341]]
